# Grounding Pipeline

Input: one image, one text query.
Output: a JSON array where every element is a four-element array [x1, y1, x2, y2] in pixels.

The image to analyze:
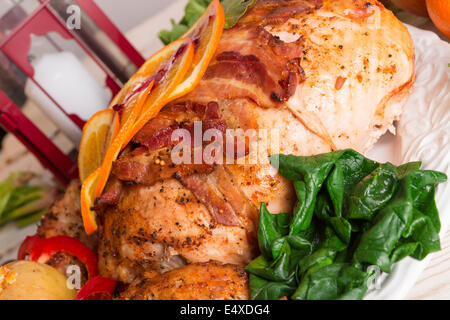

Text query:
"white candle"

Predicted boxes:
[[25, 51, 111, 146]]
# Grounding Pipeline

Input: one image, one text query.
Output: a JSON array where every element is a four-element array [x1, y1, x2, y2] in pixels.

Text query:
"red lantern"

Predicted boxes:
[[0, 0, 144, 184]]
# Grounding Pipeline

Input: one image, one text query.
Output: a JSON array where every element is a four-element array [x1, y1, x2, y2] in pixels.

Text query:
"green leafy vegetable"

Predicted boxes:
[[0, 173, 58, 228], [15, 208, 48, 228], [249, 274, 296, 300], [158, 0, 257, 45], [0, 176, 15, 221], [258, 203, 290, 259], [247, 149, 447, 300], [292, 263, 373, 300], [347, 163, 399, 220]]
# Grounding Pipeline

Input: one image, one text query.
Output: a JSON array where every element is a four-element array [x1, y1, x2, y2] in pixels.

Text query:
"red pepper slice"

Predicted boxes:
[[75, 276, 117, 300], [17, 235, 42, 260], [18, 235, 99, 278]]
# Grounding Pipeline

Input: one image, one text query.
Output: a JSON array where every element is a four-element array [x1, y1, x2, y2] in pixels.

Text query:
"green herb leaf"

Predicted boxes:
[[298, 247, 336, 275], [158, 0, 257, 45], [353, 199, 413, 273], [158, 19, 189, 45], [15, 208, 47, 228], [222, 0, 257, 28]]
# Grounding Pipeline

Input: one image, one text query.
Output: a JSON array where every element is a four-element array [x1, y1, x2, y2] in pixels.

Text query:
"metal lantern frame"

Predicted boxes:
[[0, 0, 144, 184]]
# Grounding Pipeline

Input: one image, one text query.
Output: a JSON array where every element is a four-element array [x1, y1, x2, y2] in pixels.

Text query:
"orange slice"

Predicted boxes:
[[128, 1, 224, 141], [168, 0, 225, 100], [80, 169, 101, 235], [81, 82, 152, 235], [109, 37, 194, 112], [80, 2, 225, 234], [94, 80, 155, 198], [94, 37, 195, 199], [122, 38, 196, 147], [78, 109, 119, 182]]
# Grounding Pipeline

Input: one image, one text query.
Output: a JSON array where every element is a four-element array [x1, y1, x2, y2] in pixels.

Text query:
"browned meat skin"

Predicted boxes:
[[45, 253, 89, 285], [37, 181, 96, 284], [120, 262, 249, 300], [98, 176, 257, 283], [37, 181, 96, 249], [112, 147, 215, 186]]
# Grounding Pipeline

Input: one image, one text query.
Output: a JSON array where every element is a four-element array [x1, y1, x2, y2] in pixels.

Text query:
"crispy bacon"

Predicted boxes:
[[204, 52, 284, 103], [257, 27, 304, 59], [133, 101, 223, 150], [95, 177, 122, 209], [184, 1, 323, 107], [137, 124, 181, 151], [177, 165, 258, 230], [130, 100, 237, 161], [278, 72, 298, 101], [112, 147, 214, 186], [179, 174, 240, 226], [134, 120, 227, 151], [205, 101, 220, 119]]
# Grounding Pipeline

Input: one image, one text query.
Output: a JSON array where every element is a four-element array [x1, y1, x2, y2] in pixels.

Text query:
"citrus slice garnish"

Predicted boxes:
[[128, 1, 225, 142], [168, 0, 225, 100], [80, 1, 226, 234], [94, 80, 155, 198], [80, 168, 101, 235], [78, 109, 119, 182], [94, 37, 195, 199]]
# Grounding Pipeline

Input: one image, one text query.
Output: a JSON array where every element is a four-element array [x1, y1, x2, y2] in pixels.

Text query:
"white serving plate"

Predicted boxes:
[[0, 3, 449, 300], [365, 25, 450, 299]]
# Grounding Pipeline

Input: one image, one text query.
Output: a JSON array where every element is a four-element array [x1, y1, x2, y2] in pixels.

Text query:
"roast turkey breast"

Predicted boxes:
[[97, 0, 414, 283]]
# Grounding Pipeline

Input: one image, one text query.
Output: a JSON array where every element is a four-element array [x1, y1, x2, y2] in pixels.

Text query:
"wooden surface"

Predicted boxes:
[[0, 1, 448, 299]]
